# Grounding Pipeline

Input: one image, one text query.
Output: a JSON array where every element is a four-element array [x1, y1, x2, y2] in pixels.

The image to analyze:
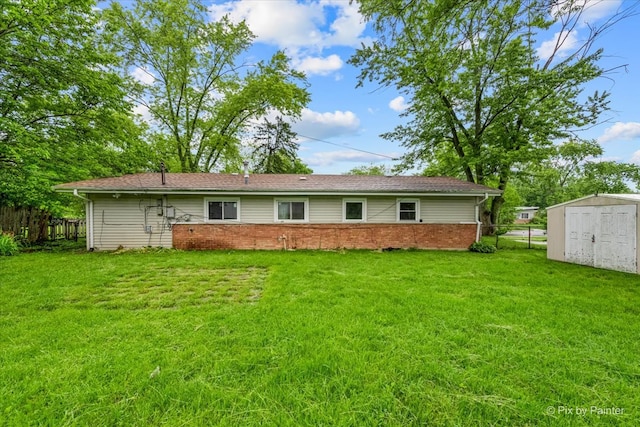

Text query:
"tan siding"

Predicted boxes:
[[91, 195, 173, 250], [309, 197, 342, 223], [240, 197, 274, 223], [89, 194, 481, 250], [546, 206, 565, 262], [165, 196, 204, 222], [367, 197, 398, 223], [422, 197, 476, 223]]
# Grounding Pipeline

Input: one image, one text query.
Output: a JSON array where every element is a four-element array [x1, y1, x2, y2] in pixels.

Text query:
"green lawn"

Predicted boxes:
[[1, 249, 638, 426]]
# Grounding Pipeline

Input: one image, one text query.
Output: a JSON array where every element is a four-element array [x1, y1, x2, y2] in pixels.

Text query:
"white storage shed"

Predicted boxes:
[[547, 194, 639, 274]]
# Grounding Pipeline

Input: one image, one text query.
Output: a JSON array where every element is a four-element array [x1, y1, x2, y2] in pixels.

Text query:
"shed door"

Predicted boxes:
[[565, 207, 594, 267], [565, 205, 637, 273], [595, 205, 636, 273]]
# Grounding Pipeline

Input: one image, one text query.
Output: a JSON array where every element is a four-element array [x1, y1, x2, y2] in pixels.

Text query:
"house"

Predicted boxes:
[[514, 206, 539, 224], [547, 194, 640, 274], [54, 173, 501, 251]]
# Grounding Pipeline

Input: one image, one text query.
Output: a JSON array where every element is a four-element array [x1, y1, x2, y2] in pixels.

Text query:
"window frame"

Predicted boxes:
[[342, 198, 367, 222], [397, 198, 420, 222], [274, 198, 309, 223], [204, 198, 240, 222]]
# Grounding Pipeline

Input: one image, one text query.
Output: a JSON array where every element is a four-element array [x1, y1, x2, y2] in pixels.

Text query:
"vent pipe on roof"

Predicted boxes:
[[243, 160, 249, 184], [160, 162, 166, 185]]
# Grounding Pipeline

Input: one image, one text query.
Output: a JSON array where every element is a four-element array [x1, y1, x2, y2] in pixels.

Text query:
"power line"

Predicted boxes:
[[296, 133, 400, 161]]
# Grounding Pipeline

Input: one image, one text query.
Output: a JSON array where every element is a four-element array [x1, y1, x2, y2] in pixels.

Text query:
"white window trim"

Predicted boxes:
[[273, 198, 309, 223], [204, 198, 241, 222], [397, 198, 420, 222], [342, 198, 367, 222]]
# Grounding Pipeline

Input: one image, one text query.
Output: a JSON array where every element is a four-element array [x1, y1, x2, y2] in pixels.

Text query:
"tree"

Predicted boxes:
[[0, 0, 149, 213], [513, 139, 640, 208], [351, 0, 636, 227], [345, 164, 391, 175], [250, 117, 312, 174], [104, 0, 310, 173]]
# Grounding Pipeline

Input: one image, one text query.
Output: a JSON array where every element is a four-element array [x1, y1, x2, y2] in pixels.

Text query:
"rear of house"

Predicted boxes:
[[547, 194, 640, 274], [55, 173, 501, 251]]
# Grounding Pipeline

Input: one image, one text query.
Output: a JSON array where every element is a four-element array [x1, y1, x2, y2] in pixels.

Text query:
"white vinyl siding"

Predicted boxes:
[[421, 197, 476, 223], [91, 194, 173, 250], [309, 197, 342, 223], [366, 197, 398, 223], [88, 194, 479, 250], [239, 197, 273, 223]]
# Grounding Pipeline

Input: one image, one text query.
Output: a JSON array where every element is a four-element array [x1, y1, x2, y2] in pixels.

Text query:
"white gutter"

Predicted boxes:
[[57, 189, 502, 197], [73, 189, 94, 251], [475, 193, 489, 242]]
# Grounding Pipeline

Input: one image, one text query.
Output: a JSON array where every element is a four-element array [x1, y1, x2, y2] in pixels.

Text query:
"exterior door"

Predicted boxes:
[[565, 207, 594, 267], [566, 205, 637, 273], [595, 205, 636, 273]]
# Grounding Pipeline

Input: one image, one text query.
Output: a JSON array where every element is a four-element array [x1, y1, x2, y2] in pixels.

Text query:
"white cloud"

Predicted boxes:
[[320, 0, 369, 47], [130, 66, 155, 85], [208, 0, 371, 56], [551, 0, 622, 25], [292, 54, 343, 76], [389, 96, 409, 112], [599, 122, 640, 143], [292, 108, 360, 140], [210, 0, 325, 49], [132, 103, 153, 123], [537, 30, 579, 61], [304, 150, 393, 166], [631, 150, 640, 165]]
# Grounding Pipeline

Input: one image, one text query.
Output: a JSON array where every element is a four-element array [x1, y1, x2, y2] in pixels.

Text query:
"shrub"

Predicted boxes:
[[0, 233, 20, 256], [469, 241, 497, 253]]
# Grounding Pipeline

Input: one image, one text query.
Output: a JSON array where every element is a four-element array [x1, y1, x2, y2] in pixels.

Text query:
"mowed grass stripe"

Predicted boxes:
[[0, 249, 638, 425]]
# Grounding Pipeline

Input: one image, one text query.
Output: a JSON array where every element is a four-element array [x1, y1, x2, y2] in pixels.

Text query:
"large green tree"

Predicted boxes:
[[513, 140, 640, 209], [0, 0, 149, 213], [250, 117, 312, 174], [351, 0, 635, 226], [104, 0, 310, 173]]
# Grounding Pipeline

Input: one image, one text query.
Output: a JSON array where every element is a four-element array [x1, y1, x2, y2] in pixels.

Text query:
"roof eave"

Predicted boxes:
[[55, 188, 502, 197]]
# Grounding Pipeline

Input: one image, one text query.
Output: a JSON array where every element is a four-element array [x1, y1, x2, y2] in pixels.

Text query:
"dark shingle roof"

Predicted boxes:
[[54, 173, 501, 195]]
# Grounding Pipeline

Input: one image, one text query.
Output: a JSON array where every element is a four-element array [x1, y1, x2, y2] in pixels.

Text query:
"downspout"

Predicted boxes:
[[475, 193, 489, 242], [73, 189, 94, 251]]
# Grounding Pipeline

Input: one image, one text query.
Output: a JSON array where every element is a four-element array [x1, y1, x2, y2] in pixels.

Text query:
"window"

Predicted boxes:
[[275, 199, 308, 222], [343, 199, 366, 222], [520, 212, 530, 219], [397, 199, 419, 222], [205, 199, 239, 221]]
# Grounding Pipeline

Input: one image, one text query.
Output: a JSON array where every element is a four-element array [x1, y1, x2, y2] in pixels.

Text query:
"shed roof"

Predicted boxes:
[[54, 173, 501, 196], [547, 193, 640, 210]]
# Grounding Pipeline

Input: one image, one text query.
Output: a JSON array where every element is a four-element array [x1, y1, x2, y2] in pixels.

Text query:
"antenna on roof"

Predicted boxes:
[[243, 160, 249, 185], [160, 162, 166, 185]]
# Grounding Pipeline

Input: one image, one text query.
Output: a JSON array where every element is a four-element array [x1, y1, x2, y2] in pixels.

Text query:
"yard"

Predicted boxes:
[[1, 248, 638, 425]]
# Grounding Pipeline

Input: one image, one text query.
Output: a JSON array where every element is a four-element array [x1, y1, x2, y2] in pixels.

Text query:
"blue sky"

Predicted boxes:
[[135, 0, 640, 175]]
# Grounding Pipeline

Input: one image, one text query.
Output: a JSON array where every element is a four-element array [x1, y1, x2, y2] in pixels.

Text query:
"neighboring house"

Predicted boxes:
[[547, 194, 640, 274], [54, 173, 501, 251], [514, 206, 539, 224]]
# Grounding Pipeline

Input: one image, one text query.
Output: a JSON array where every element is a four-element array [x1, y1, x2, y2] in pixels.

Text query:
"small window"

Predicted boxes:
[[343, 199, 366, 222], [520, 213, 529, 219], [397, 199, 419, 222], [275, 199, 308, 222], [205, 199, 239, 221]]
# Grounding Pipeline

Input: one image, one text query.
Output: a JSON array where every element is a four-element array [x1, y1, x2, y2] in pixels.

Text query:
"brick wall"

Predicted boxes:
[[172, 223, 477, 250]]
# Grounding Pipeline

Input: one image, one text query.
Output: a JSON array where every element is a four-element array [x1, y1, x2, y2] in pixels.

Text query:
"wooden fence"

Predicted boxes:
[[0, 206, 85, 242]]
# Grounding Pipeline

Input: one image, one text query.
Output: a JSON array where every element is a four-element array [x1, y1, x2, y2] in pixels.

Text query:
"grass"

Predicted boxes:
[[1, 249, 639, 426]]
